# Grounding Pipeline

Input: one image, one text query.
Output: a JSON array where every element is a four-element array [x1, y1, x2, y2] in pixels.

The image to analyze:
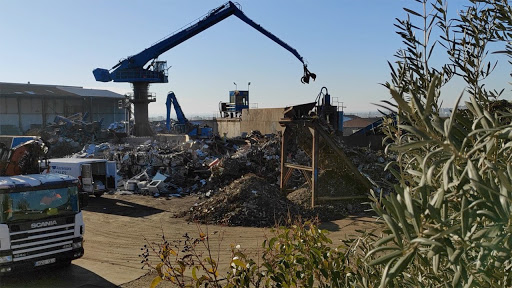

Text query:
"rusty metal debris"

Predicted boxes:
[[187, 173, 301, 227], [125, 131, 392, 225], [24, 113, 114, 158]]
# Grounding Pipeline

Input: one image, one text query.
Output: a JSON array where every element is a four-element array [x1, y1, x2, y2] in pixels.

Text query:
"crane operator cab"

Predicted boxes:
[[219, 90, 249, 118]]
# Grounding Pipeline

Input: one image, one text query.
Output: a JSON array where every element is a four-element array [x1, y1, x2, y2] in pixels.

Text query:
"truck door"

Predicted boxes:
[[106, 161, 117, 190], [81, 164, 94, 193]]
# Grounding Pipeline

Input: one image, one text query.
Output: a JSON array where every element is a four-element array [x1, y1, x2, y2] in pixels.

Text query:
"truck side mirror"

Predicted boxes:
[[79, 192, 89, 209]]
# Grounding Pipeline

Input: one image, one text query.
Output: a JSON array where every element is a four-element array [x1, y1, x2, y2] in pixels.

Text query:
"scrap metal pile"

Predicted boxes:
[[25, 113, 112, 158], [67, 130, 393, 227], [188, 173, 302, 227], [104, 131, 284, 196]]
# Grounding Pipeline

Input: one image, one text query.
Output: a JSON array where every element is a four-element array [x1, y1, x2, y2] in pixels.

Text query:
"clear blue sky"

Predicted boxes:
[[1, 0, 509, 118]]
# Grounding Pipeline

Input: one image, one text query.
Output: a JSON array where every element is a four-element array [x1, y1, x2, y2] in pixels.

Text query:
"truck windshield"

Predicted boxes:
[[0, 186, 79, 224]]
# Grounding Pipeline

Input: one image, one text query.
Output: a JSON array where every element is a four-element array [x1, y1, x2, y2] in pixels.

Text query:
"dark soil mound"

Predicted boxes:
[[188, 173, 302, 227]]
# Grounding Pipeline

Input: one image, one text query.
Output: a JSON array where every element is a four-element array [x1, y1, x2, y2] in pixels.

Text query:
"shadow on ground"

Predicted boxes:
[[0, 263, 117, 288], [83, 197, 165, 217], [319, 213, 377, 233], [319, 221, 341, 232]]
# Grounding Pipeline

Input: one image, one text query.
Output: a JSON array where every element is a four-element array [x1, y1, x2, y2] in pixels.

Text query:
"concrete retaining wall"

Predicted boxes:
[[215, 108, 285, 138], [240, 108, 285, 136], [215, 118, 241, 138], [155, 134, 190, 145]]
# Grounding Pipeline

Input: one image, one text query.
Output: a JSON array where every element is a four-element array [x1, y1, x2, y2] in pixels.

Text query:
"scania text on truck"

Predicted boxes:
[[0, 174, 88, 274]]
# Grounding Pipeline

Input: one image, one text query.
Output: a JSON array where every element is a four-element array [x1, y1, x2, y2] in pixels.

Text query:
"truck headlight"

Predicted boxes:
[[0, 255, 12, 263], [72, 242, 82, 249]]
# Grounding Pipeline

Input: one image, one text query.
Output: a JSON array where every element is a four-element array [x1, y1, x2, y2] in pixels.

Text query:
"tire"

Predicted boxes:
[[94, 192, 104, 198]]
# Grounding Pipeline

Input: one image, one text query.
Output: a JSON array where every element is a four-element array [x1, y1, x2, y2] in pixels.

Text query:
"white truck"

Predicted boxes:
[[46, 158, 117, 197], [0, 173, 88, 274]]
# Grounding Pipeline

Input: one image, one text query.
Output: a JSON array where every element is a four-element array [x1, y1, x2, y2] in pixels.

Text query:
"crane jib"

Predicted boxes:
[[93, 1, 315, 84]]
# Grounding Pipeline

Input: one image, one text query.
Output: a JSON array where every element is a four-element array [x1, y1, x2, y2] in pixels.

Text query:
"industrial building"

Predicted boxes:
[[0, 82, 125, 135], [342, 115, 381, 136]]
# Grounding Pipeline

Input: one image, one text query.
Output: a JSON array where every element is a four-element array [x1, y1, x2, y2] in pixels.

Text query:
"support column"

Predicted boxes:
[[279, 122, 319, 207], [310, 126, 319, 207], [280, 126, 290, 190], [132, 82, 153, 136], [17, 97, 22, 134], [41, 95, 47, 128]]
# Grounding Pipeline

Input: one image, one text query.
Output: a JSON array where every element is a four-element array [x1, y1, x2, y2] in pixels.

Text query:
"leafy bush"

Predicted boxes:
[[364, 0, 512, 287], [141, 220, 382, 287]]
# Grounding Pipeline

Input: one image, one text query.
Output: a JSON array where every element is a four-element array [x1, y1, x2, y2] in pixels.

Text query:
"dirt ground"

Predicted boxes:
[[71, 194, 377, 288]]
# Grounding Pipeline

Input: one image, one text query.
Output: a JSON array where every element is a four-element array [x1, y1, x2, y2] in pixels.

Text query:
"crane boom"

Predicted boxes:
[[93, 1, 315, 84]]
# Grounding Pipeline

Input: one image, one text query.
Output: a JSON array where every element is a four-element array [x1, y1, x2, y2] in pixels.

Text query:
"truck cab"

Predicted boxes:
[[0, 174, 87, 274]]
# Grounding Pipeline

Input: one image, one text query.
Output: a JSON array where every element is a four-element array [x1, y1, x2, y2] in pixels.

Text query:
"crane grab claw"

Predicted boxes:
[[301, 65, 316, 84]]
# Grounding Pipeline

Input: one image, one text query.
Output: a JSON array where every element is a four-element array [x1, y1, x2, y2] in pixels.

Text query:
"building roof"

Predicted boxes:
[[0, 82, 123, 99], [57, 86, 122, 98], [343, 117, 380, 128]]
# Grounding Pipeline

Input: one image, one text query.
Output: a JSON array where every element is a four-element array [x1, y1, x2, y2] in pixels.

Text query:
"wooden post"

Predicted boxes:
[[310, 126, 319, 207], [280, 126, 289, 190]]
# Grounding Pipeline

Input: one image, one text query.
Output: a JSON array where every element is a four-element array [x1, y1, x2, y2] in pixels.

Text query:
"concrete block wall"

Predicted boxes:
[[154, 134, 190, 145], [216, 118, 241, 138], [240, 108, 285, 136], [215, 108, 285, 138]]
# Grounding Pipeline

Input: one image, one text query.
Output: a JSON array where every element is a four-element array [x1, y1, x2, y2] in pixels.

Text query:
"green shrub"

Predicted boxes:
[[141, 220, 381, 287], [364, 0, 512, 287]]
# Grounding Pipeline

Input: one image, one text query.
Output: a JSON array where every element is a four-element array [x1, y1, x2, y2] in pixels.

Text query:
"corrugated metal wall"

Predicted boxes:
[[0, 96, 124, 135]]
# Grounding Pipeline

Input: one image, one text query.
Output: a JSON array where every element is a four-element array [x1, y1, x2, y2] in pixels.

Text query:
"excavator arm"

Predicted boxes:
[[93, 1, 315, 84], [166, 91, 213, 138], [166, 91, 189, 131], [0, 139, 48, 176]]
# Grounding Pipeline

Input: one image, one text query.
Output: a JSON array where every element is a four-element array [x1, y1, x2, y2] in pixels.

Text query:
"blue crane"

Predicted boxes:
[[93, 1, 315, 136]]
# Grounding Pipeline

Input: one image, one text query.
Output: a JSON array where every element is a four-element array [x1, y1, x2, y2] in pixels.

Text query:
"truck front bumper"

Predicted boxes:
[[0, 242, 84, 275]]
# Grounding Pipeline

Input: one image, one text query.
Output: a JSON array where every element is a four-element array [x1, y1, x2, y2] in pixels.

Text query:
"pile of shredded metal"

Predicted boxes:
[[58, 128, 389, 227], [187, 173, 303, 227], [187, 173, 372, 227]]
